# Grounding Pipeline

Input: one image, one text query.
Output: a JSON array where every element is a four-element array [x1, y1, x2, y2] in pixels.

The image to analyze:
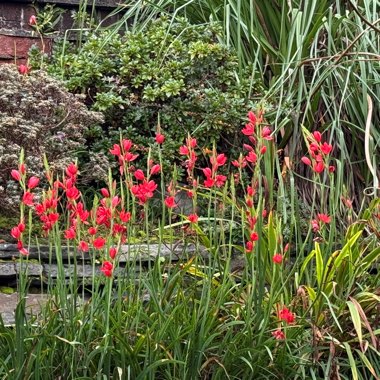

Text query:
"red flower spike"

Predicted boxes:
[[100, 261, 113, 277], [155, 133, 165, 144], [11, 170, 22, 182]]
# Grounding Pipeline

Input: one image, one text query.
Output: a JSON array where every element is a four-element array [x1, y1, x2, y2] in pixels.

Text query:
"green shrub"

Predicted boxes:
[[45, 17, 261, 176], [0, 64, 104, 214]]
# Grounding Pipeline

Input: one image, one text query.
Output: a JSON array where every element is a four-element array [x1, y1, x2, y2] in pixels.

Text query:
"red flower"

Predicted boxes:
[[88, 226, 97, 235], [301, 157, 311, 166], [261, 126, 272, 140], [22, 191, 34, 206], [215, 175, 227, 187], [179, 145, 189, 155], [188, 214, 198, 223], [155, 133, 165, 144], [18, 222, 25, 233], [241, 123, 255, 136], [150, 164, 161, 175], [122, 139, 133, 151], [66, 186, 80, 200], [124, 152, 139, 162], [100, 188, 110, 198], [109, 247, 117, 260], [48, 213, 59, 224], [100, 261, 113, 277], [78, 241, 89, 252], [119, 210, 131, 223], [260, 146, 267, 154], [246, 151, 257, 163], [248, 111, 256, 124], [11, 169, 22, 182], [18, 64, 30, 75], [215, 154, 227, 167], [317, 213, 331, 224], [111, 196, 120, 208], [313, 161, 325, 173], [11, 226, 21, 239], [64, 228, 76, 240], [65, 163, 78, 178], [204, 178, 215, 188], [313, 131, 322, 142], [27, 176, 39, 189], [134, 169, 145, 180], [279, 307, 295, 324], [272, 329, 285, 340], [245, 241, 254, 253], [93, 237, 106, 249], [250, 232, 259, 241], [320, 142, 333, 155], [165, 196, 176, 208], [272, 254, 283, 264], [110, 144, 121, 156], [29, 15, 37, 25]]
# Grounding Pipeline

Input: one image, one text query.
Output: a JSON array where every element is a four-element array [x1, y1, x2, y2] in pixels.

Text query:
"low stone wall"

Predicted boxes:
[[0, 0, 119, 64]]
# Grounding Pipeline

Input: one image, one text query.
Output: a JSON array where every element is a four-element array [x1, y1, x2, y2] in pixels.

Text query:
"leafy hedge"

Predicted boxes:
[[44, 17, 261, 176]]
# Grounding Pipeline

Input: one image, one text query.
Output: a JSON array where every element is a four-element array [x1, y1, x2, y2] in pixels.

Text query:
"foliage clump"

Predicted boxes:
[[45, 17, 260, 174], [0, 64, 104, 213]]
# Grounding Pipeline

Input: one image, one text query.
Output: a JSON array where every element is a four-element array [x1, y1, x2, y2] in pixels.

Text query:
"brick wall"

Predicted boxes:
[[0, 0, 119, 64]]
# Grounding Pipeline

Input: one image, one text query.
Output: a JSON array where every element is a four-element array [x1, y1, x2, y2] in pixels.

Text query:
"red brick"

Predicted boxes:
[[0, 34, 51, 60]]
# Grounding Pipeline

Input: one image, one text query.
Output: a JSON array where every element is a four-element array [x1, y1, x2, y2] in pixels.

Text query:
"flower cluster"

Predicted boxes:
[[301, 131, 334, 174], [311, 213, 331, 232], [202, 150, 227, 188]]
